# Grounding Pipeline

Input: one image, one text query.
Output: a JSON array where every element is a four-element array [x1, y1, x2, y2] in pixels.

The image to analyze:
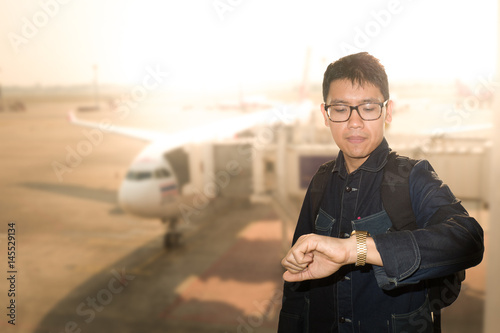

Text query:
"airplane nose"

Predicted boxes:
[[118, 180, 160, 218], [118, 182, 135, 213]]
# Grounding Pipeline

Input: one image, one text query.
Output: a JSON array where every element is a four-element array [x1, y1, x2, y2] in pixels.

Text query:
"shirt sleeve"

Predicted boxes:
[[372, 159, 484, 290]]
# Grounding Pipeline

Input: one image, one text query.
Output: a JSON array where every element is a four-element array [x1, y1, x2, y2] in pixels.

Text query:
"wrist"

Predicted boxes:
[[346, 235, 358, 265]]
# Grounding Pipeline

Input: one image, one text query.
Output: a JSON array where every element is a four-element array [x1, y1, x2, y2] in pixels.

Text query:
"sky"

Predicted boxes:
[[0, 0, 497, 92]]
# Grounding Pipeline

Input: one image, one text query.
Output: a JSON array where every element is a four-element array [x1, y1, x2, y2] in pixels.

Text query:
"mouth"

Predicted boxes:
[[346, 135, 366, 144]]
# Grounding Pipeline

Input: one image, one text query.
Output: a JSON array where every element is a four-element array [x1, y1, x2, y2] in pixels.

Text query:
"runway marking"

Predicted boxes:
[[175, 275, 199, 294], [129, 249, 165, 276]]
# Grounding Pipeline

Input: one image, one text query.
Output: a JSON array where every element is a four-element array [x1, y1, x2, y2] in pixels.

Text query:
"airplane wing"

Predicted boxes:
[[68, 111, 167, 142], [68, 100, 311, 158]]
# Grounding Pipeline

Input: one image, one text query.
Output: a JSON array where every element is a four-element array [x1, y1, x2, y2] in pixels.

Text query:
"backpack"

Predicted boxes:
[[309, 151, 465, 332]]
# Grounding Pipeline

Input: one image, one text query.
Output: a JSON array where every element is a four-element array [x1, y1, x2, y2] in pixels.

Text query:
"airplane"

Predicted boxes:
[[68, 100, 312, 248]]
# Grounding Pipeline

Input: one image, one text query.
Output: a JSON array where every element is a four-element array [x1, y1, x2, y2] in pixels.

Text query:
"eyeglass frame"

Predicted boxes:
[[324, 100, 389, 123]]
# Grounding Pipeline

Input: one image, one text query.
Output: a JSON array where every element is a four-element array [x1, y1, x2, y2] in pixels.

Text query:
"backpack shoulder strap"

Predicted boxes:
[[381, 151, 419, 231], [309, 160, 335, 228], [382, 151, 464, 330]]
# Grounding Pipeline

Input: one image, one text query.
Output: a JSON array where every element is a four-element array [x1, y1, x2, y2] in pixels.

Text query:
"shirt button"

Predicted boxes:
[[342, 233, 350, 238], [339, 317, 346, 323], [345, 186, 352, 192]]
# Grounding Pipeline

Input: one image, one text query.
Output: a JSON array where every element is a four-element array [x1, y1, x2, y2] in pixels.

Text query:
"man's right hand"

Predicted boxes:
[[281, 234, 355, 282]]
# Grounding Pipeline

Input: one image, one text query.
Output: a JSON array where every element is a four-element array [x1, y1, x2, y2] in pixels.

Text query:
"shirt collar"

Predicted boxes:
[[333, 138, 391, 178]]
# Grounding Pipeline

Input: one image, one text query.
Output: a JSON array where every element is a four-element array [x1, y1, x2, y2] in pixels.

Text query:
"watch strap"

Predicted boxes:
[[351, 230, 369, 266]]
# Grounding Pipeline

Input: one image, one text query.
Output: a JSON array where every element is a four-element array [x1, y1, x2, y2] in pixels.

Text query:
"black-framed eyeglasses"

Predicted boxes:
[[324, 100, 388, 122]]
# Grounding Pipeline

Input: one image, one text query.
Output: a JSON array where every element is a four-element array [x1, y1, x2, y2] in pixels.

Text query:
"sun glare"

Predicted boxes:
[[0, 0, 496, 89]]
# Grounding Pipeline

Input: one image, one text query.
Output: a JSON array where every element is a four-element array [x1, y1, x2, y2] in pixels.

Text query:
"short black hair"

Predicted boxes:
[[322, 52, 389, 102]]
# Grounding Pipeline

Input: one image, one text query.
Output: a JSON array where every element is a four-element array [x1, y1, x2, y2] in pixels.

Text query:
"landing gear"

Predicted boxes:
[[164, 232, 181, 249], [162, 217, 182, 249]]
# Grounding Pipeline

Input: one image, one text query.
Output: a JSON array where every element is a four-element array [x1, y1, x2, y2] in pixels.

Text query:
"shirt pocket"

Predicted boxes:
[[351, 210, 392, 236], [314, 208, 336, 236], [391, 296, 433, 333]]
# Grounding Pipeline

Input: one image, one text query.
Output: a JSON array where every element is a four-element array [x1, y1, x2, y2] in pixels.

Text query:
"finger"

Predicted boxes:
[[282, 253, 315, 275], [292, 248, 315, 265], [283, 270, 299, 282], [286, 253, 312, 273], [282, 248, 310, 267], [303, 252, 314, 262], [282, 257, 307, 273], [283, 269, 312, 282]]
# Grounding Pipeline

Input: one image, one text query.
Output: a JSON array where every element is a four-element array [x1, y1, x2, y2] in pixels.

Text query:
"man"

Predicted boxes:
[[277, 52, 484, 332]]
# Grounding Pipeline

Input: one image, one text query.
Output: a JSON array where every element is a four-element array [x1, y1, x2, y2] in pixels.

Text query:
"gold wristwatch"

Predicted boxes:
[[351, 230, 370, 266]]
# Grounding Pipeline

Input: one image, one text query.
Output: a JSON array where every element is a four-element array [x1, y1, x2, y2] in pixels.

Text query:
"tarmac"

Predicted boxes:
[[0, 96, 488, 332]]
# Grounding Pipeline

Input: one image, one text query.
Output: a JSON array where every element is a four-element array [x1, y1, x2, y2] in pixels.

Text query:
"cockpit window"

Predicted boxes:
[[154, 168, 171, 178], [126, 168, 171, 180], [126, 171, 153, 180]]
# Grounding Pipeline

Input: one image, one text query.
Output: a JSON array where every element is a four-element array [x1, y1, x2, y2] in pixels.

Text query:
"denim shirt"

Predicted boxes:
[[278, 138, 484, 333]]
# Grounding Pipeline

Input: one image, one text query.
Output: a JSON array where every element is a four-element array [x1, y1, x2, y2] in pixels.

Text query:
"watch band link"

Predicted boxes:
[[351, 230, 369, 266]]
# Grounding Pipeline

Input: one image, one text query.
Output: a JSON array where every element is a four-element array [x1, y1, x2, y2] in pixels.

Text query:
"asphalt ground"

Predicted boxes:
[[0, 98, 284, 333]]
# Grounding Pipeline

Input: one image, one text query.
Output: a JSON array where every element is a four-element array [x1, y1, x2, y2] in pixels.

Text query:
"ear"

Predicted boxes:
[[320, 103, 329, 127], [384, 100, 393, 125]]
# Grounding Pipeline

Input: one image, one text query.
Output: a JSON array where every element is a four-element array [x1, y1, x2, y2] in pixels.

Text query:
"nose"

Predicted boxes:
[[347, 108, 364, 128]]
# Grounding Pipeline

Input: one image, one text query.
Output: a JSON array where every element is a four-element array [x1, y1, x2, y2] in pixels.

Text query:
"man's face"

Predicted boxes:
[[321, 79, 392, 171]]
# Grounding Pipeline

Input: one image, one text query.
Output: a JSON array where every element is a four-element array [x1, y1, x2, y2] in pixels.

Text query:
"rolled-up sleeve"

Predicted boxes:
[[372, 160, 484, 290], [372, 230, 421, 288]]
